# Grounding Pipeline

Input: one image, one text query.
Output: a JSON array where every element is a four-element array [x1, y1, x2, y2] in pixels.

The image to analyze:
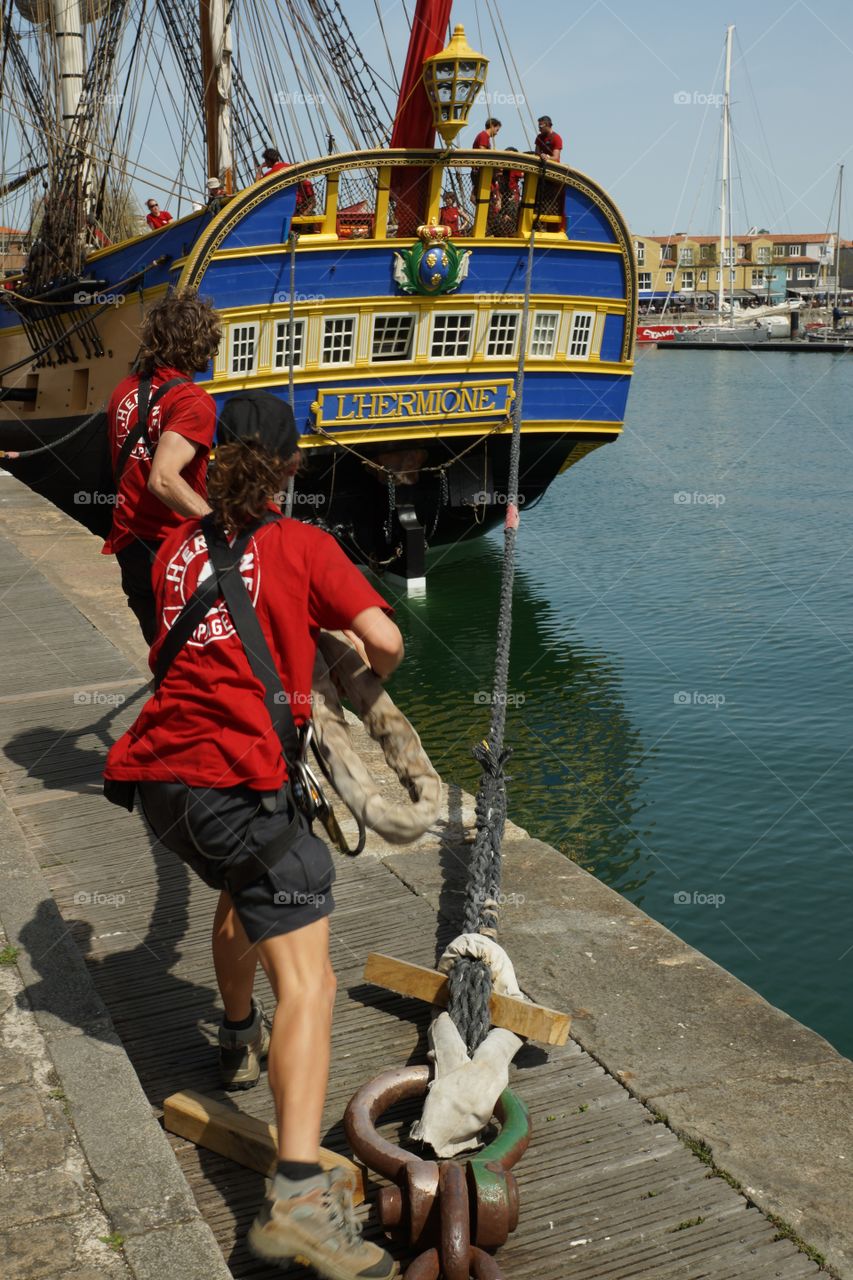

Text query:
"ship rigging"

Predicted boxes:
[[0, 0, 636, 584]]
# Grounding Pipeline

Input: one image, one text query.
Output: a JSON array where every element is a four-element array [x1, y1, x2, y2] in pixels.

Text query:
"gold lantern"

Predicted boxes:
[[422, 25, 489, 145]]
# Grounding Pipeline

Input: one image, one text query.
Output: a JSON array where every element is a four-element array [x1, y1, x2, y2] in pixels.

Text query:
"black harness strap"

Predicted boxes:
[[113, 375, 189, 485], [153, 520, 263, 691], [200, 514, 301, 767], [152, 512, 303, 894]]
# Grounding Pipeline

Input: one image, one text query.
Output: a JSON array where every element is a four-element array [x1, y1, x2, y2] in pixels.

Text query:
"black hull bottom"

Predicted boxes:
[[0, 416, 613, 570]]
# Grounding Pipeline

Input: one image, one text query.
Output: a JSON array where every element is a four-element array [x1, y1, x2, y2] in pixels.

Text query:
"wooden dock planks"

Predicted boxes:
[[0, 520, 821, 1280]]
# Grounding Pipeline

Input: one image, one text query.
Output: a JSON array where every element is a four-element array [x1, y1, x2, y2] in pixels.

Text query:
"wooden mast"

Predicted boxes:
[[200, 0, 233, 193]]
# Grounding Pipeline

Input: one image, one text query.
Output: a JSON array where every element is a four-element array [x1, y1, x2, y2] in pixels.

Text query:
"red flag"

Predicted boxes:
[[390, 0, 454, 149]]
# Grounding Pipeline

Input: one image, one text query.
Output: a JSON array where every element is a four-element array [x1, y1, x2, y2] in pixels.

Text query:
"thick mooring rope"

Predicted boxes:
[[0, 404, 106, 459], [447, 225, 536, 1054]]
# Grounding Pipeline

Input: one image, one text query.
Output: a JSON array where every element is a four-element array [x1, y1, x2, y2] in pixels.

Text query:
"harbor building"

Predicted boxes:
[[634, 232, 852, 307], [0, 227, 28, 276]]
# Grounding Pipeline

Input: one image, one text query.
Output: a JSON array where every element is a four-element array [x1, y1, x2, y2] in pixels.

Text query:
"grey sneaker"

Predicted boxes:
[[218, 1000, 271, 1091], [248, 1167, 399, 1279]]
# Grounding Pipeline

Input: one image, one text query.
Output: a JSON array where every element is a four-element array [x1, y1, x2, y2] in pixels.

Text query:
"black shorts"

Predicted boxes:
[[115, 540, 161, 646], [138, 781, 335, 943]]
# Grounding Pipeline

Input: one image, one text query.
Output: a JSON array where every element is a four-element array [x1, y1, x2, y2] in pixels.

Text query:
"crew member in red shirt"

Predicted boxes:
[[103, 290, 221, 643], [105, 390, 402, 1280], [257, 146, 289, 178], [534, 115, 563, 162], [439, 190, 461, 236], [473, 117, 501, 148], [257, 147, 316, 218], [145, 199, 173, 230]]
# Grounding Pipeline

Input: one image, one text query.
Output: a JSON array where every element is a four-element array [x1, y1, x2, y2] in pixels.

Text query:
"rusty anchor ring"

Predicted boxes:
[[344, 1064, 531, 1278]]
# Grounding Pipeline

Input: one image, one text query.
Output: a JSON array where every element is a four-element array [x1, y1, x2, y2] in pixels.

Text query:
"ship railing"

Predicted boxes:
[[279, 151, 571, 244]]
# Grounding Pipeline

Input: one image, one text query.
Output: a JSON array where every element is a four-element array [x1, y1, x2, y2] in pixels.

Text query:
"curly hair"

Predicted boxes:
[[208, 442, 300, 535], [137, 290, 222, 377]]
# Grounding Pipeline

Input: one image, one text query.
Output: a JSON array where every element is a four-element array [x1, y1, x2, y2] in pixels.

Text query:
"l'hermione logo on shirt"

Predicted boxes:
[[163, 530, 260, 647]]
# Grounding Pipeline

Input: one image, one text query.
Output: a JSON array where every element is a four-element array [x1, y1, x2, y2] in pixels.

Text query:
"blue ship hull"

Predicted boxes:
[[0, 148, 636, 571]]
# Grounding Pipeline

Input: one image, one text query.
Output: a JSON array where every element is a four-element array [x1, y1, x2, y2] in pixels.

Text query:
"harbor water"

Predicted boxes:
[[388, 348, 853, 1059]]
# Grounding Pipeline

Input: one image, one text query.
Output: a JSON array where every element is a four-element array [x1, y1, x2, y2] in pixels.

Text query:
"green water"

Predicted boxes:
[[384, 348, 853, 1059]]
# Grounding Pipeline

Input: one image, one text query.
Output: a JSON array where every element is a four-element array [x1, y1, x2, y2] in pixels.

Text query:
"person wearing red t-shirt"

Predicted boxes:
[[103, 290, 221, 643], [472, 117, 501, 149], [489, 148, 524, 236], [471, 118, 502, 211], [439, 191, 461, 236], [257, 147, 317, 220], [258, 146, 289, 178], [145, 198, 173, 230], [533, 116, 566, 231], [105, 390, 402, 1280], [534, 115, 563, 162]]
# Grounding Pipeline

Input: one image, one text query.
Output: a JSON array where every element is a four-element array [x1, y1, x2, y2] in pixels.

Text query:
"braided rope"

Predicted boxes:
[[446, 225, 536, 1054], [0, 404, 106, 459]]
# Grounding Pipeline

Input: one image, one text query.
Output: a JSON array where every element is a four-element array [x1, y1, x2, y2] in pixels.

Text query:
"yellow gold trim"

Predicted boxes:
[[558, 439, 608, 473], [202, 356, 631, 396], [312, 378, 515, 427], [213, 294, 628, 318], [197, 237, 624, 261], [297, 419, 622, 449], [84, 208, 207, 262], [177, 148, 637, 363]]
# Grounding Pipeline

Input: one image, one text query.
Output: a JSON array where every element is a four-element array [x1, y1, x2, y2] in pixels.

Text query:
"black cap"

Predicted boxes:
[[218, 391, 298, 458]]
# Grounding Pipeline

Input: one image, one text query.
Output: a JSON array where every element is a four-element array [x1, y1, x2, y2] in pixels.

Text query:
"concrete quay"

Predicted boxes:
[[0, 471, 850, 1278]]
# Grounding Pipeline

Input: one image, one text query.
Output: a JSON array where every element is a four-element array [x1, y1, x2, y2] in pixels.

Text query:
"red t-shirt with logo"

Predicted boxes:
[[146, 210, 173, 229], [534, 131, 564, 158], [105, 515, 392, 791], [102, 368, 216, 555], [473, 130, 492, 149], [439, 205, 460, 235]]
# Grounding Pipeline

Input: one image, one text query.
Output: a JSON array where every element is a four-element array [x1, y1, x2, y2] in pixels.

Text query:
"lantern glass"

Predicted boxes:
[[422, 24, 489, 144]]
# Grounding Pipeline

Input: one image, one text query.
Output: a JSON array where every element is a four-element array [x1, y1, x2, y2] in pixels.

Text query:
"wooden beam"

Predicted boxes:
[[363, 953, 571, 1046], [162, 1090, 364, 1204]]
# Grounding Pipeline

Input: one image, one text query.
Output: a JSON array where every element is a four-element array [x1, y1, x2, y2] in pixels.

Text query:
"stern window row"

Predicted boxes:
[[226, 308, 598, 375]]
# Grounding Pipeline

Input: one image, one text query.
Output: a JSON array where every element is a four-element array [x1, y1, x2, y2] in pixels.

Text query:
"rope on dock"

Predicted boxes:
[[0, 404, 106, 459], [447, 225, 536, 1055]]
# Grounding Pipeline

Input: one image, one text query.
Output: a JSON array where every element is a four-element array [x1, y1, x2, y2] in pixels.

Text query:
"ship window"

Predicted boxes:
[[485, 312, 519, 358], [321, 316, 356, 364], [430, 312, 474, 359], [568, 311, 595, 359], [372, 314, 415, 362], [230, 323, 258, 374], [273, 319, 305, 370], [528, 311, 559, 358]]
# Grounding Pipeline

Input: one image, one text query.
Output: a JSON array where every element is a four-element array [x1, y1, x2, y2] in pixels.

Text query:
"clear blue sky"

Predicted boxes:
[[356, 0, 853, 238]]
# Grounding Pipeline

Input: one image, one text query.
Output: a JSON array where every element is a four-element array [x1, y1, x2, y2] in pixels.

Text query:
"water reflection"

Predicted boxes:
[[382, 537, 654, 900]]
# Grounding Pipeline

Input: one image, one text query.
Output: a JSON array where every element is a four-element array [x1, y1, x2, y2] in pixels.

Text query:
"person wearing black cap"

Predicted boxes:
[[105, 389, 402, 1280]]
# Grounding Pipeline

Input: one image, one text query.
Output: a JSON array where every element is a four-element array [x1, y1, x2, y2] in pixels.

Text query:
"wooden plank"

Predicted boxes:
[[162, 1090, 365, 1204], [363, 952, 572, 1046]]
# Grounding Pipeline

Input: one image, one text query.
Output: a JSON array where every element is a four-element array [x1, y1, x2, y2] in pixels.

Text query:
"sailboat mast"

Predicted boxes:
[[718, 23, 733, 318], [834, 164, 844, 313], [200, 0, 233, 192]]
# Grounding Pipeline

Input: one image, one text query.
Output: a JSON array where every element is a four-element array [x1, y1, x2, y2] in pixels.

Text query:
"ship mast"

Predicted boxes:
[[717, 23, 733, 320], [834, 164, 844, 314], [52, 0, 85, 143], [200, 0, 233, 192]]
